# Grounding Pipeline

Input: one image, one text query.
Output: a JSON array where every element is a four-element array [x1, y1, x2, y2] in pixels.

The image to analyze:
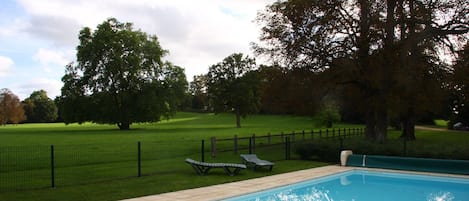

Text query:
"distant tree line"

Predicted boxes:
[[0, 89, 58, 125]]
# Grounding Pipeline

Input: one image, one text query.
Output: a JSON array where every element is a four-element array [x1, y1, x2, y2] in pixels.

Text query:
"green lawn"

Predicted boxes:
[[434, 119, 449, 128], [0, 112, 356, 146], [0, 112, 467, 201]]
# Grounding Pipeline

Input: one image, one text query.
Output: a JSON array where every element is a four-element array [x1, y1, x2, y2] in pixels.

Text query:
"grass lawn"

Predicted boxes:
[[0, 112, 358, 146], [0, 112, 467, 201], [434, 119, 449, 128]]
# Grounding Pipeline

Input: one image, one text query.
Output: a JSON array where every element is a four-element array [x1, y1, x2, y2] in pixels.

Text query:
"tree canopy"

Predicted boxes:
[[22, 90, 58, 123], [0, 88, 26, 125], [450, 43, 469, 126], [207, 53, 261, 128], [255, 0, 469, 142], [59, 18, 187, 130]]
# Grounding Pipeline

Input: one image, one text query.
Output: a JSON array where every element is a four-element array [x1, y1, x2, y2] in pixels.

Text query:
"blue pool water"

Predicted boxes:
[[223, 170, 469, 201]]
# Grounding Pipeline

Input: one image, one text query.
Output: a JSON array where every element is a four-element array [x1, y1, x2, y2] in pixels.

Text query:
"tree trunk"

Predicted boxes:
[[375, 108, 388, 143], [235, 108, 241, 128], [400, 108, 416, 141], [365, 109, 376, 141], [365, 102, 388, 143], [359, 0, 375, 141]]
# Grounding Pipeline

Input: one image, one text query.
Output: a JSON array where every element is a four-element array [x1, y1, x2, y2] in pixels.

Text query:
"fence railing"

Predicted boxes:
[[210, 128, 364, 157]]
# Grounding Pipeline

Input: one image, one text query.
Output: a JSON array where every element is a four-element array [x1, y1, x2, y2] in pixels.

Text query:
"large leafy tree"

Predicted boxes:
[[207, 53, 261, 128], [450, 43, 469, 127], [22, 90, 58, 123], [255, 0, 468, 142], [59, 18, 187, 130], [0, 88, 26, 125]]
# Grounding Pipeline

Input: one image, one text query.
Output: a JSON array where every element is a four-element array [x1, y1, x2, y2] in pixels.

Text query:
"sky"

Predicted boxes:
[[0, 0, 276, 100]]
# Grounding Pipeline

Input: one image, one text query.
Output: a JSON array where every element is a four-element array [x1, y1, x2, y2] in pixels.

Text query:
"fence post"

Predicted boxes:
[[326, 129, 329, 138], [285, 137, 291, 160], [267, 133, 271, 144], [252, 134, 256, 153], [339, 137, 344, 151], [211, 137, 216, 158], [302, 130, 305, 141], [249, 137, 253, 154], [201, 140, 205, 162], [50, 145, 55, 188], [234, 135, 238, 154], [137, 141, 141, 177], [319, 129, 322, 138], [403, 138, 407, 157]]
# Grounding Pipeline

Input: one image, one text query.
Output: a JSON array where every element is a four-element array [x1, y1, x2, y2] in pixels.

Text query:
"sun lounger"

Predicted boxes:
[[240, 154, 275, 171], [185, 158, 246, 176]]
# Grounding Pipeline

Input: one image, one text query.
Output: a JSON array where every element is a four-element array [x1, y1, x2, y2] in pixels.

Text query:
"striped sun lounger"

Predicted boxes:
[[240, 154, 275, 171], [185, 158, 246, 176]]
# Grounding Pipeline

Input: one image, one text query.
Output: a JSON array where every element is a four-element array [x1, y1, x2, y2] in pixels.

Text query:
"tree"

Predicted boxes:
[[189, 74, 209, 111], [22, 90, 58, 123], [255, 0, 469, 142], [207, 53, 261, 128], [258, 65, 322, 115], [0, 88, 26, 125], [450, 43, 469, 127], [317, 99, 341, 128], [59, 18, 187, 130]]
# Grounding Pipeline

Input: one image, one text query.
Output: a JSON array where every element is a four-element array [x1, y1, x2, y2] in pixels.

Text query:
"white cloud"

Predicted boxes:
[[18, 78, 62, 99], [33, 48, 71, 72], [24, 15, 81, 47], [15, 0, 275, 78], [0, 18, 29, 37], [0, 55, 14, 77]]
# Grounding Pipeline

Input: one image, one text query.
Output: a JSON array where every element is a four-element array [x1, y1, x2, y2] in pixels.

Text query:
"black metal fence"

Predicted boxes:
[[0, 140, 203, 192], [210, 128, 364, 158]]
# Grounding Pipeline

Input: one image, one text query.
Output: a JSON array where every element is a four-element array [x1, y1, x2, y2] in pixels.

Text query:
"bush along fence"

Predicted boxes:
[[209, 128, 365, 159]]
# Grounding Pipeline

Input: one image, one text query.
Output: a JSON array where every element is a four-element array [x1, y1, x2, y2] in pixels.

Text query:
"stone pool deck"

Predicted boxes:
[[122, 165, 353, 201]]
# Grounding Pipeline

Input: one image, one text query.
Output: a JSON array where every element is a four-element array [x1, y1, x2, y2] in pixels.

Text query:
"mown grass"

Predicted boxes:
[[434, 119, 449, 128], [0, 112, 357, 146]]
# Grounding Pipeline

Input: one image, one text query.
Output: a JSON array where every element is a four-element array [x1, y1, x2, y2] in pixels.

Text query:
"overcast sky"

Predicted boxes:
[[0, 0, 275, 100]]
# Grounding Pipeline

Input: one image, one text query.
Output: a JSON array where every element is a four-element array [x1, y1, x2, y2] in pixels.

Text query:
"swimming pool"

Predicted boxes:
[[223, 170, 469, 201]]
